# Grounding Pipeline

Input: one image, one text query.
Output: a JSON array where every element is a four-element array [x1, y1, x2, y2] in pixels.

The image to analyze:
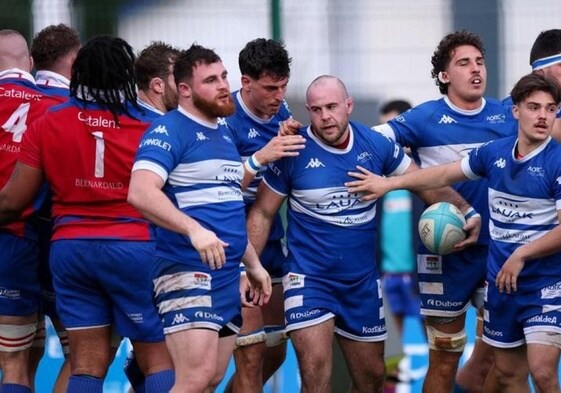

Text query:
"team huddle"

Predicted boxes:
[[0, 23, 560, 393]]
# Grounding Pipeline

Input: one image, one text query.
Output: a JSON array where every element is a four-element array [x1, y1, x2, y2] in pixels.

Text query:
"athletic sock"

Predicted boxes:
[[67, 375, 103, 393], [145, 369, 175, 393]]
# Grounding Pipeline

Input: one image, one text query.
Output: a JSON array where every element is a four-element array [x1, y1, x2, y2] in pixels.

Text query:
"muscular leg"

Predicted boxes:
[[455, 312, 494, 392], [290, 319, 335, 393], [224, 306, 266, 393], [0, 314, 38, 390], [527, 343, 560, 393], [166, 328, 222, 393], [422, 314, 466, 393], [490, 346, 530, 393], [336, 335, 385, 393], [261, 284, 287, 383]]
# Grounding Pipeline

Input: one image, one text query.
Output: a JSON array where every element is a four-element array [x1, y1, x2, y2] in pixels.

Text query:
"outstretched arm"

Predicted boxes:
[[346, 160, 480, 249]]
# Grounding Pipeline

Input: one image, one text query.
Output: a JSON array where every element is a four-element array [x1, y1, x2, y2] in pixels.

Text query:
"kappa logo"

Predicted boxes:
[[305, 158, 325, 169], [196, 132, 209, 141], [248, 128, 260, 138], [557, 176, 561, 185], [171, 313, 189, 325], [438, 114, 457, 124], [494, 158, 506, 169], [150, 125, 168, 135]]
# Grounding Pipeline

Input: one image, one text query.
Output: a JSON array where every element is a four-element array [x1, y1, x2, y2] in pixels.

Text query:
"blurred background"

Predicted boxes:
[[2, 1, 559, 392], [3, 0, 561, 123]]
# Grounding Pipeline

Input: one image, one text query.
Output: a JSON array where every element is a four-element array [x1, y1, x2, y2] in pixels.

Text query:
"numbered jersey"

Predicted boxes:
[[19, 98, 153, 241], [0, 69, 50, 238]]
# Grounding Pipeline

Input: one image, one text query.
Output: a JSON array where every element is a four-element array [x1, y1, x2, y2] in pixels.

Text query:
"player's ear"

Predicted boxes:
[[177, 81, 192, 98], [511, 104, 520, 120], [241, 75, 251, 91], [438, 71, 449, 84], [150, 77, 165, 94]]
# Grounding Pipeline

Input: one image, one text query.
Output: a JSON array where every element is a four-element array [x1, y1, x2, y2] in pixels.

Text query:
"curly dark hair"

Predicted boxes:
[[238, 38, 291, 80], [31, 24, 80, 70], [70, 35, 139, 124], [529, 29, 561, 66], [135, 41, 180, 91], [430, 30, 485, 94]]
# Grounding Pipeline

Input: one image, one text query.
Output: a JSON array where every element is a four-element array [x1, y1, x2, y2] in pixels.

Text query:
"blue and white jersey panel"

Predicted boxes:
[[133, 106, 247, 267], [375, 96, 518, 245], [263, 121, 410, 281], [463, 136, 561, 291], [226, 90, 291, 240]]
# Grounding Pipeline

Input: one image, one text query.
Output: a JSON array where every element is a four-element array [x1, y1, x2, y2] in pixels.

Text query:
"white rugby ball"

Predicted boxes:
[[418, 202, 466, 255]]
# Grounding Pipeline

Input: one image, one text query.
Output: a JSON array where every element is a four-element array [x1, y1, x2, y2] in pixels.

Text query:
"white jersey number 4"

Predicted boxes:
[[1, 102, 30, 143]]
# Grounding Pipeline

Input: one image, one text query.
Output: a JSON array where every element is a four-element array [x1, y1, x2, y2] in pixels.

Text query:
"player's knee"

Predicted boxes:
[[426, 325, 467, 353], [0, 323, 37, 352], [235, 330, 266, 350]]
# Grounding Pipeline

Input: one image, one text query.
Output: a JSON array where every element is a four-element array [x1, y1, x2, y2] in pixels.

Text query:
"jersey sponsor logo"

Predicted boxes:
[[486, 113, 506, 124], [150, 125, 168, 135], [305, 158, 325, 169], [171, 313, 189, 325], [438, 114, 457, 124], [394, 114, 406, 123], [284, 273, 305, 289], [426, 299, 462, 307], [527, 166, 544, 177], [78, 111, 117, 129], [194, 311, 224, 321], [196, 132, 209, 141], [315, 191, 362, 211], [418, 255, 442, 274], [289, 309, 320, 320], [193, 272, 211, 288], [248, 128, 260, 138], [491, 197, 533, 220], [356, 151, 372, 163], [526, 314, 558, 324], [484, 326, 503, 337], [494, 158, 506, 168], [0, 87, 42, 101], [362, 324, 386, 334], [557, 176, 561, 185], [139, 138, 172, 151], [223, 134, 233, 143], [217, 117, 228, 126]]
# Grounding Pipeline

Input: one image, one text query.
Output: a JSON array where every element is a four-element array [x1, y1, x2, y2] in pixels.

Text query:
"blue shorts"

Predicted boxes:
[[0, 233, 40, 316], [152, 257, 242, 336], [417, 244, 487, 317], [483, 280, 561, 348], [260, 239, 286, 282], [282, 271, 386, 342], [51, 239, 164, 342], [383, 273, 421, 317]]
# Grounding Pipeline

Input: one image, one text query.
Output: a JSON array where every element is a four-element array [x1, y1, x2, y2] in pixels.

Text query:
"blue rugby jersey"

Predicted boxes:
[[374, 96, 518, 244], [263, 121, 410, 280], [133, 106, 247, 268], [462, 136, 561, 291]]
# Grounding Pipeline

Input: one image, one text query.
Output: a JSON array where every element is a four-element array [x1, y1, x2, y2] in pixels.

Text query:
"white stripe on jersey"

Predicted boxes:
[[488, 188, 558, 226], [168, 159, 243, 187], [371, 123, 396, 141], [417, 143, 483, 167], [176, 186, 243, 208], [157, 295, 212, 314], [489, 221, 547, 244], [132, 160, 169, 182]]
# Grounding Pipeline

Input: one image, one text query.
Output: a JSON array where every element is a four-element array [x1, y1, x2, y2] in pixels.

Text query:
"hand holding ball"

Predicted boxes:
[[418, 202, 466, 255]]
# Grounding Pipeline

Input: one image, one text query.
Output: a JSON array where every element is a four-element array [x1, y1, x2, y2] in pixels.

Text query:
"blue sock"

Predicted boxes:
[[1, 384, 32, 393], [145, 369, 175, 393], [453, 383, 470, 393], [67, 375, 103, 393]]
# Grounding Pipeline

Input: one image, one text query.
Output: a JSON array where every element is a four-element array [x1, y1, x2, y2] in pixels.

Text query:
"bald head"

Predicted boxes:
[[0, 29, 32, 72], [306, 75, 348, 103]]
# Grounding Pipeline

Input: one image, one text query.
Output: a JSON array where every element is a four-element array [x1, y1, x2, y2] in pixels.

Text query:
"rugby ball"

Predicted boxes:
[[418, 202, 466, 255]]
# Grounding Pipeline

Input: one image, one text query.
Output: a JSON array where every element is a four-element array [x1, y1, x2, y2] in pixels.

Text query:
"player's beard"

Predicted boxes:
[[193, 90, 235, 117]]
